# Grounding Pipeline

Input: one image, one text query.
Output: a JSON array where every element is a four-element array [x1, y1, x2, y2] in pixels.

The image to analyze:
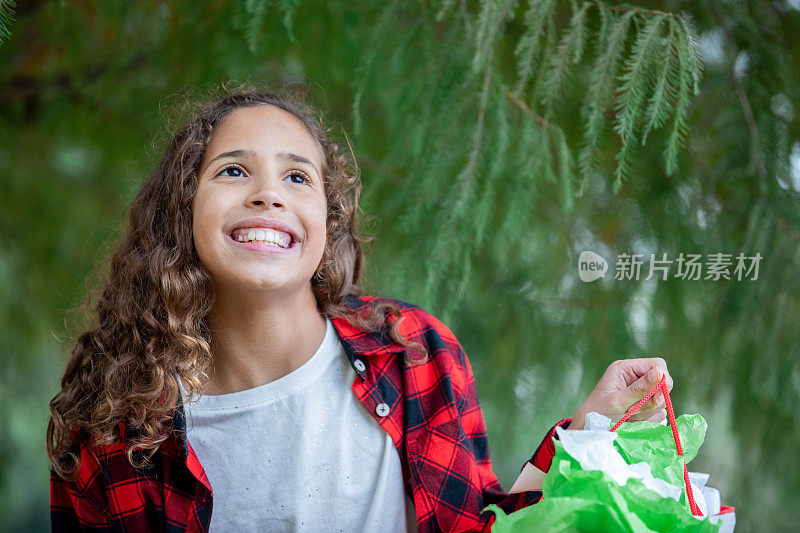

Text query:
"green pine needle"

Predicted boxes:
[[513, 0, 556, 95], [578, 9, 634, 186], [0, 0, 16, 46]]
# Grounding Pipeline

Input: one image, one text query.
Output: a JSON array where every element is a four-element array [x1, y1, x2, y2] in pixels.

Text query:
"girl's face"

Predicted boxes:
[[192, 105, 327, 298]]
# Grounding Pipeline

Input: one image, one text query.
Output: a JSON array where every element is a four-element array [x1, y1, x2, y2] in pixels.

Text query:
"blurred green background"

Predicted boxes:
[[1, 1, 799, 531]]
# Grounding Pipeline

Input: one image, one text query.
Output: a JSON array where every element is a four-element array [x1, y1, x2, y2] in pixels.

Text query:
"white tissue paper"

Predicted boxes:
[[560, 412, 735, 532]]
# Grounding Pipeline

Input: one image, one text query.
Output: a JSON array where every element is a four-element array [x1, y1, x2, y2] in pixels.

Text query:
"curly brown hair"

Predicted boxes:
[[46, 81, 428, 481]]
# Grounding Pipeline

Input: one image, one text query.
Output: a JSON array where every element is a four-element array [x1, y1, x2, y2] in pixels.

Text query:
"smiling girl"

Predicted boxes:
[[47, 84, 673, 532]]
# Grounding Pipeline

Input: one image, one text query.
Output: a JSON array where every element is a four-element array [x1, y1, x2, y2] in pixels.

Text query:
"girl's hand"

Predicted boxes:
[[566, 357, 673, 430]]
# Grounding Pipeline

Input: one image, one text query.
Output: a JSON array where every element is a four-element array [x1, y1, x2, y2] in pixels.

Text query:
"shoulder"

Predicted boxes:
[[342, 294, 473, 387], [343, 294, 461, 346], [350, 297, 480, 415], [64, 421, 129, 456], [58, 420, 151, 488], [51, 424, 120, 513], [54, 419, 173, 506]]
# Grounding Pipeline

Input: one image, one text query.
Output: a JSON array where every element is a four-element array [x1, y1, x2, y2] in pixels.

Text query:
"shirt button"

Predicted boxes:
[[353, 359, 366, 372], [376, 403, 390, 417]]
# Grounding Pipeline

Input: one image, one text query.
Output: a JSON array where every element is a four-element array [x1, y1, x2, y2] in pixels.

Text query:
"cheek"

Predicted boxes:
[[192, 189, 220, 226], [190, 204, 204, 243], [190, 193, 218, 250], [307, 199, 328, 242]]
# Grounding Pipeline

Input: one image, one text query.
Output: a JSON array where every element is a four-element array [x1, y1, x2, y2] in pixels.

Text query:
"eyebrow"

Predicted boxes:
[[201, 149, 320, 177]]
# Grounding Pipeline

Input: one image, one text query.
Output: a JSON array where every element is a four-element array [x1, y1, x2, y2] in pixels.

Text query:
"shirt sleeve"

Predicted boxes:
[[525, 417, 573, 473], [50, 467, 111, 531], [451, 344, 571, 532]]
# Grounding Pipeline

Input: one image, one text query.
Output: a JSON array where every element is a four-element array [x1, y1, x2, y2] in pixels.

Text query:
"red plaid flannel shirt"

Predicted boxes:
[[51, 295, 571, 532]]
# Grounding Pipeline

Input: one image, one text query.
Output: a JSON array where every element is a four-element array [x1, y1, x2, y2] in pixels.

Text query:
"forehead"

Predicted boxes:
[[203, 104, 324, 167]]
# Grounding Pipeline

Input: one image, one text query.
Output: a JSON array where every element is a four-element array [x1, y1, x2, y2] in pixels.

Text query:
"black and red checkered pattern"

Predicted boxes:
[[51, 295, 569, 532]]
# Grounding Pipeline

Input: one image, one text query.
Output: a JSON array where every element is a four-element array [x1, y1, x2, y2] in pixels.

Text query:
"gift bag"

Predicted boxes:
[[485, 375, 735, 532]]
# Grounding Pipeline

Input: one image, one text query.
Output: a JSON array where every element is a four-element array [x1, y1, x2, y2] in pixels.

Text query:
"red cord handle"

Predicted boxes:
[[610, 374, 702, 516]]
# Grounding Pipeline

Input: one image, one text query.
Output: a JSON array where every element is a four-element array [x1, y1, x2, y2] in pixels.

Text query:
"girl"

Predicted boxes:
[[47, 84, 673, 532]]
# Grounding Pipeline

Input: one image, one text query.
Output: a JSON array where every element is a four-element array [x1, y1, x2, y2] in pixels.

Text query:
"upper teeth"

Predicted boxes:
[[233, 228, 292, 248]]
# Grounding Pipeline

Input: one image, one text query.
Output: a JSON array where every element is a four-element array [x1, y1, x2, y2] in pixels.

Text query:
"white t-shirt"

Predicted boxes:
[[178, 318, 417, 532]]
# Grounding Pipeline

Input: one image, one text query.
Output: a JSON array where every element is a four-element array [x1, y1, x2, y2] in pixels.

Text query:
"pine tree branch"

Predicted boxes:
[[612, 13, 665, 189], [434, 0, 458, 22], [710, 2, 768, 197], [578, 9, 634, 188], [423, 65, 494, 303], [503, 85, 547, 127], [663, 20, 692, 176], [513, 0, 556, 96], [641, 17, 676, 146], [586, 1, 672, 18], [0, 0, 16, 46], [277, 0, 300, 42], [459, 66, 493, 193], [472, 0, 518, 75], [352, 0, 405, 138], [539, 0, 590, 119], [474, 109, 503, 247]]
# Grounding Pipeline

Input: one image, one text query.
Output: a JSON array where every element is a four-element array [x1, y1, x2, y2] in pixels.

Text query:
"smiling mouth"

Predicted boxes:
[[228, 228, 296, 249]]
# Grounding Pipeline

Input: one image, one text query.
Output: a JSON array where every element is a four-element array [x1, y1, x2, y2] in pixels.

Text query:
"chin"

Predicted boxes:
[[250, 275, 313, 294]]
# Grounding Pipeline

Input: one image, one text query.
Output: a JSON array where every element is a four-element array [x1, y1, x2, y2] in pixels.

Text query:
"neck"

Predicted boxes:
[[204, 283, 327, 395]]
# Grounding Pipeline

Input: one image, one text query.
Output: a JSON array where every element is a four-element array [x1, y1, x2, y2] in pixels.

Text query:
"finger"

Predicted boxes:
[[633, 357, 668, 381], [613, 357, 668, 388], [651, 358, 672, 395], [623, 366, 665, 409], [662, 368, 674, 394], [649, 361, 672, 406], [647, 409, 667, 424], [626, 407, 666, 423], [628, 407, 665, 421], [633, 359, 673, 407]]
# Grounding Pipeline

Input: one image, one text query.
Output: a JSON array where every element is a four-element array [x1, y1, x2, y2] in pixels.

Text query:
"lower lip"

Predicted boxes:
[[226, 234, 298, 254]]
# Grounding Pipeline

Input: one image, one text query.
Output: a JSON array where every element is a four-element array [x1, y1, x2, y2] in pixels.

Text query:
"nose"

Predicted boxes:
[[247, 177, 285, 209]]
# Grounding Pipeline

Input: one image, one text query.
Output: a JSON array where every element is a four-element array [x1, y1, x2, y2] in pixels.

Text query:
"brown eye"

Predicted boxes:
[[285, 171, 310, 184], [218, 164, 244, 177]]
